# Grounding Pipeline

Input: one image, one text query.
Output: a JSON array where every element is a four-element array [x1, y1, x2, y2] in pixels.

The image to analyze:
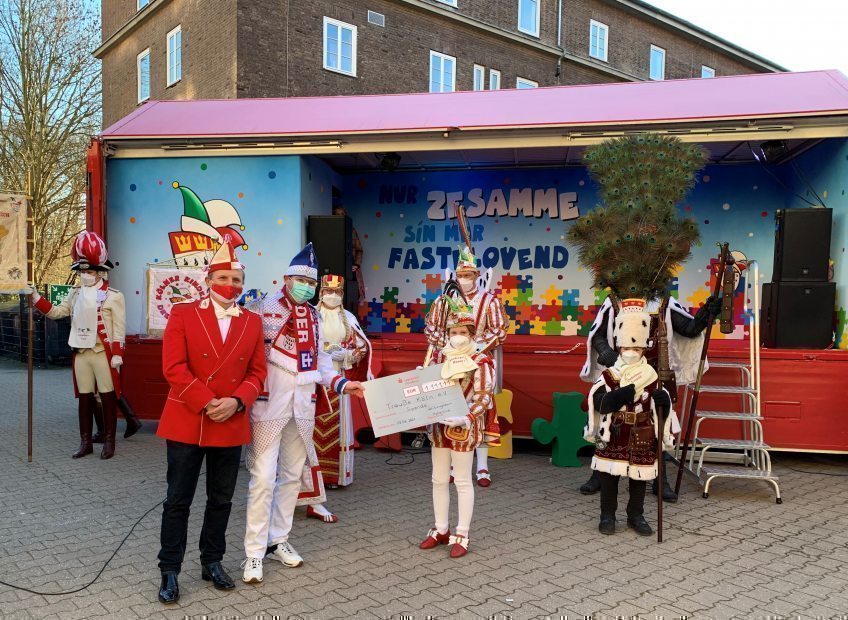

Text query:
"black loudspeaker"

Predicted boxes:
[[306, 215, 355, 310], [772, 208, 832, 281], [761, 282, 835, 348]]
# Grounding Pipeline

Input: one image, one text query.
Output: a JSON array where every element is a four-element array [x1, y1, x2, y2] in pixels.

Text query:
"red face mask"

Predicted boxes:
[[211, 284, 243, 302]]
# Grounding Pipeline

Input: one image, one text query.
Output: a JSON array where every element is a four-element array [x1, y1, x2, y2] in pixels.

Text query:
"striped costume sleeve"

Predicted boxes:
[[424, 296, 447, 347], [481, 295, 509, 347], [468, 359, 494, 422]]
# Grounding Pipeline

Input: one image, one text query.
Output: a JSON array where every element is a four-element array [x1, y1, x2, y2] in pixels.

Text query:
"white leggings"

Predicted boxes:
[[431, 447, 475, 537]]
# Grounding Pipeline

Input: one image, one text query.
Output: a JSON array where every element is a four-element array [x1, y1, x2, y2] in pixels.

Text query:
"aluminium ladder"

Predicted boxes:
[[675, 260, 782, 503]]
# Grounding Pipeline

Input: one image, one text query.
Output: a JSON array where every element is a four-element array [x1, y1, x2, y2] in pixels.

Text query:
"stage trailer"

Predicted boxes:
[[90, 71, 848, 452]]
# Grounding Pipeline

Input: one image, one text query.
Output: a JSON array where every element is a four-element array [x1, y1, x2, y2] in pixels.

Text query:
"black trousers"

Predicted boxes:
[[598, 472, 647, 519], [157, 440, 242, 573]]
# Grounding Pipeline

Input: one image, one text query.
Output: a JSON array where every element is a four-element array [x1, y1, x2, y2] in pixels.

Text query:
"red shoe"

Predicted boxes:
[[476, 470, 491, 488], [449, 535, 469, 558], [419, 528, 450, 549], [306, 505, 338, 523]]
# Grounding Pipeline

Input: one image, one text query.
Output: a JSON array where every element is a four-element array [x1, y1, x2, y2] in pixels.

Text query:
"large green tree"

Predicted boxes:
[[0, 0, 100, 284]]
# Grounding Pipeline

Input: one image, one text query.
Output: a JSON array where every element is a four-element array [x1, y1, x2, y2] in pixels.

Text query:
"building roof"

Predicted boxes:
[[101, 71, 848, 143]]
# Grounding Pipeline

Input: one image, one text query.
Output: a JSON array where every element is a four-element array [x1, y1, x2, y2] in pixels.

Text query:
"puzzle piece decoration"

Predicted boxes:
[[381, 287, 399, 304], [531, 392, 592, 467], [542, 284, 562, 306], [489, 389, 514, 459], [559, 288, 580, 306]]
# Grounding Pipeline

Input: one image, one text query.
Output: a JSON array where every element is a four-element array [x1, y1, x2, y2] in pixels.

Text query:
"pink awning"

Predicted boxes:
[[101, 70, 848, 140]]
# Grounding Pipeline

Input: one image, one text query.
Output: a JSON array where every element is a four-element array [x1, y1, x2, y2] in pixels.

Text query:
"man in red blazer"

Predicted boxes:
[[155, 241, 266, 605]]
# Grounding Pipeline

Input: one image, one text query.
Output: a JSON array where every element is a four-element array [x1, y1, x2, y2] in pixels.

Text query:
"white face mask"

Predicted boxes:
[[620, 350, 643, 365], [80, 273, 98, 287], [457, 276, 476, 293], [449, 335, 471, 349], [322, 293, 343, 308]]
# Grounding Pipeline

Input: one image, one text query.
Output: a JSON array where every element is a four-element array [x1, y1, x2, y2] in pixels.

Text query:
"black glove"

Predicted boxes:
[[706, 295, 723, 317], [598, 384, 636, 413], [652, 389, 671, 414], [597, 349, 619, 367]]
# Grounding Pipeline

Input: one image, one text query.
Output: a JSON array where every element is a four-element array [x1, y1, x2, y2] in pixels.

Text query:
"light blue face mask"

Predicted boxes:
[[289, 281, 316, 304]]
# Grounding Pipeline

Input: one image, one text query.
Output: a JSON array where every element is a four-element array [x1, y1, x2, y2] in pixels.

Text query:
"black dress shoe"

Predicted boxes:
[[627, 515, 653, 536], [201, 562, 236, 590], [580, 470, 601, 495], [598, 517, 616, 535], [158, 571, 180, 604]]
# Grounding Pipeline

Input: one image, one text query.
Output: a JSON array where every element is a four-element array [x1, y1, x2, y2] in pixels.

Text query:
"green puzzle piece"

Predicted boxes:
[[531, 392, 593, 467]]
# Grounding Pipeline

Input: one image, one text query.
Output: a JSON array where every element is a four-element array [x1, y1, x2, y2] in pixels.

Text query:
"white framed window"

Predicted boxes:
[[518, 0, 540, 37], [489, 69, 501, 90], [137, 0, 150, 9], [473, 64, 485, 91], [429, 51, 456, 93], [589, 20, 608, 62], [649, 44, 665, 80], [435, 0, 458, 5], [701, 65, 715, 78], [166, 26, 182, 86], [516, 77, 538, 89], [323, 17, 357, 76], [137, 49, 150, 103]]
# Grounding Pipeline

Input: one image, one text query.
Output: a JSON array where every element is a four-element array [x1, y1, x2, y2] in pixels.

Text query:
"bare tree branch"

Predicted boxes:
[[0, 0, 100, 284]]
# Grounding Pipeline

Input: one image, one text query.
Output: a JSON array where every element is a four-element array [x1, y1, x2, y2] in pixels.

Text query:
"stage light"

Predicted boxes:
[[379, 152, 402, 171], [758, 140, 787, 163]]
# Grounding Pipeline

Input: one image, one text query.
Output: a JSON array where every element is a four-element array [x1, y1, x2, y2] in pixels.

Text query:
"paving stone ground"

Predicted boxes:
[[1, 359, 847, 619]]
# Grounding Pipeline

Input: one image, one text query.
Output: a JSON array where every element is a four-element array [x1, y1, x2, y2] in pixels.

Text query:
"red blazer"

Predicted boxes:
[[156, 297, 266, 447]]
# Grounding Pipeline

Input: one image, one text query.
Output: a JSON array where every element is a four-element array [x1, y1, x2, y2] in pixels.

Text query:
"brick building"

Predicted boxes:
[[95, 0, 784, 128]]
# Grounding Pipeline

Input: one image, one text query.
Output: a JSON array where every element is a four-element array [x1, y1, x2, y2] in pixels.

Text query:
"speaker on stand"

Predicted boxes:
[[762, 208, 834, 349], [306, 215, 355, 312]]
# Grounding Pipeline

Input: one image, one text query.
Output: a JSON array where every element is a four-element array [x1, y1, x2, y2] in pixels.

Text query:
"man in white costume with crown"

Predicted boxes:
[[301, 273, 373, 524], [425, 246, 508, 487], [242, 243, 364, 584]]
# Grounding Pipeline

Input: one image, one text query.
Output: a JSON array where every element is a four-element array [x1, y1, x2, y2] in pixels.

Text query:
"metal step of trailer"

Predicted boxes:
[[699, 464, 782, 503], [708, 361, 752, 369], [698, 385, 757, 394], [700, 465, 779, 480], [695, 438, 770, 450], [695, 411, 763, 421]]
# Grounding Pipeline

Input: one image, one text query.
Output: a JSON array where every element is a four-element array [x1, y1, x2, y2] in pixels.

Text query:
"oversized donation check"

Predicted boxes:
[[363, 363, 470, 437]]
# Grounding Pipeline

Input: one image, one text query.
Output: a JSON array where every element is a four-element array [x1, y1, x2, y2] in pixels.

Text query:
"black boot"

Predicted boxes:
[[580, 469, 602, 495], [158, 571, 180, 604], [201, 562, 236, 590], [92, 397, 105, 443], [119, 396, 143, 439], [627, 479, 653, 536], [598, 472, 619, 535], [651, 458, 678, 502], [100, 391, 118, 459], [72, 394, 95, 458]]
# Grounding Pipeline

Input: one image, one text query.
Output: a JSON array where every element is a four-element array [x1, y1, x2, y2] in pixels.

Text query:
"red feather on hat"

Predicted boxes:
[[72, 232, 109, 266]]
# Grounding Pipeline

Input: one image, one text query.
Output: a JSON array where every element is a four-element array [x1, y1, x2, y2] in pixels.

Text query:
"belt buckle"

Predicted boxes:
[[625, 412, 637, 425]]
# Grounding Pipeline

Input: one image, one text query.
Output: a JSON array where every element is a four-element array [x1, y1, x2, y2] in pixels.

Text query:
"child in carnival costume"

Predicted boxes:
[[567, 134, 715, 502], [584, 298, 677, 536], [419, 299, 495, 558], [424, 245, 507, 487]]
